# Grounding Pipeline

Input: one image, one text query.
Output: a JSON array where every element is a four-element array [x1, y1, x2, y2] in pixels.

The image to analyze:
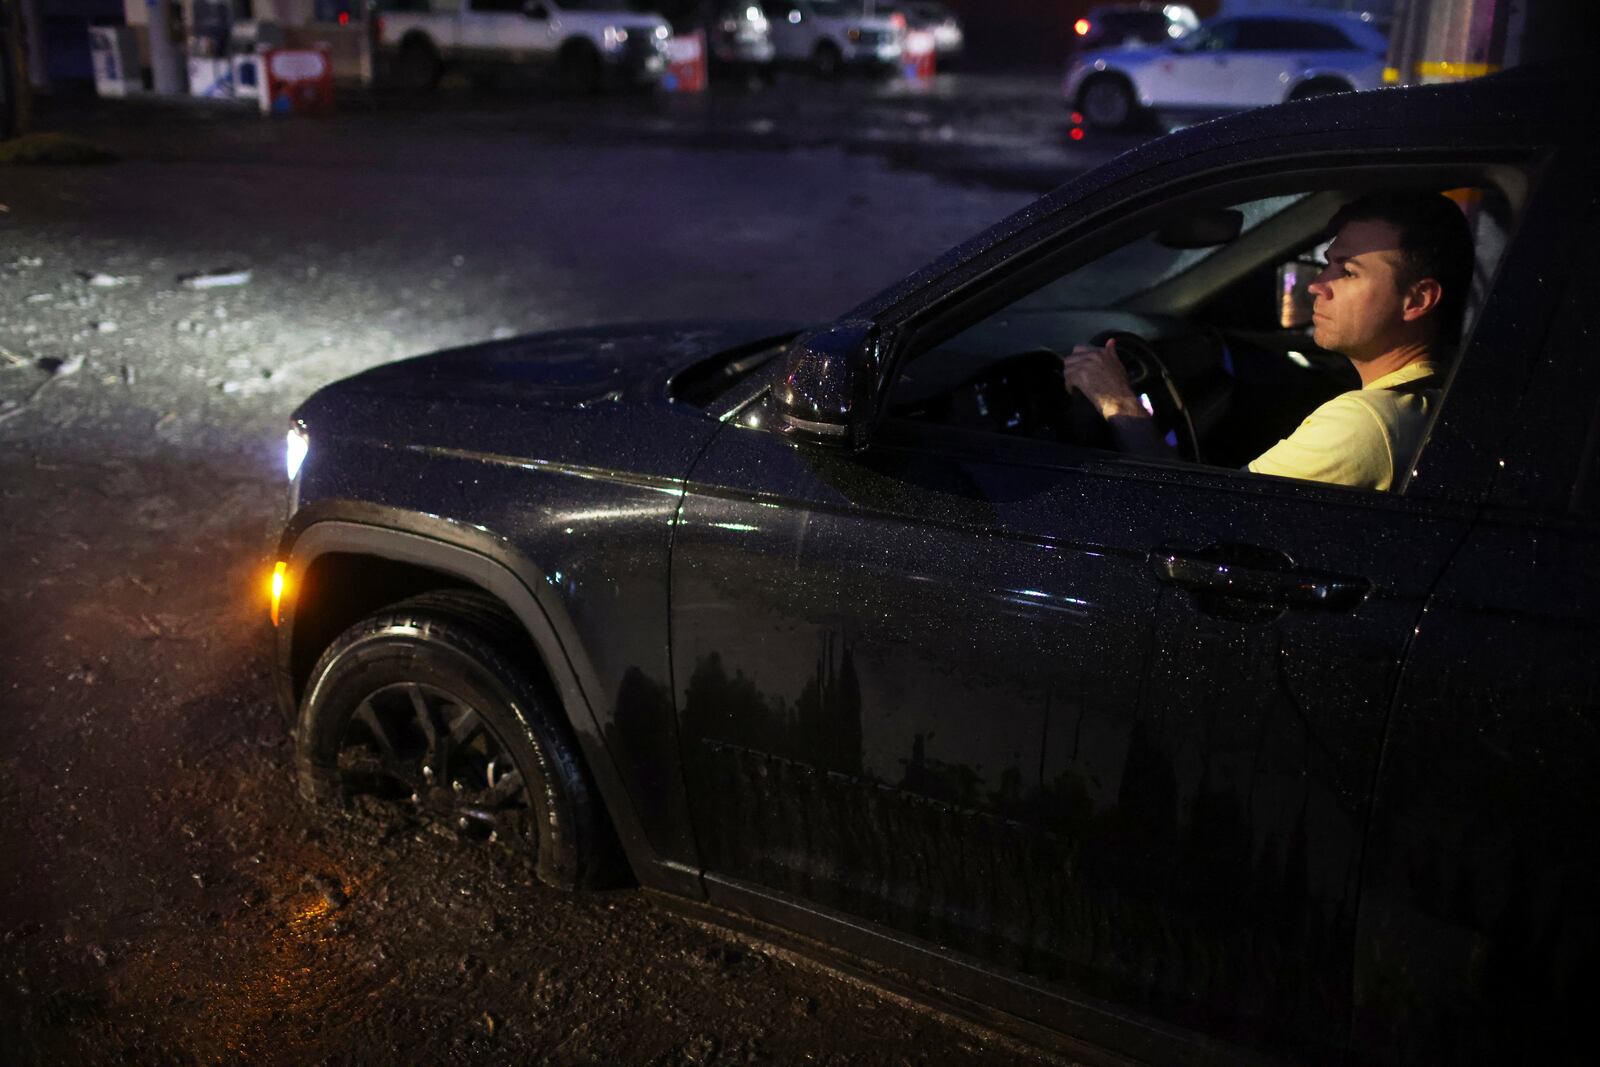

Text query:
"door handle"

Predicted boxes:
[[1152, 548, 1371, 612]]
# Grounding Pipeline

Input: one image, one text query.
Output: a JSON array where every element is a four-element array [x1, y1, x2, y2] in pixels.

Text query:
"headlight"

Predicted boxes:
[[654, 24, 669, 40], [286, 425, 309, 481], [603, 26, 629, 49]]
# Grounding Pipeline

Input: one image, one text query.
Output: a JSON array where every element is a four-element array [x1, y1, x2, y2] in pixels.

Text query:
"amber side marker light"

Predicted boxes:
[[270, 562, 288, 626]]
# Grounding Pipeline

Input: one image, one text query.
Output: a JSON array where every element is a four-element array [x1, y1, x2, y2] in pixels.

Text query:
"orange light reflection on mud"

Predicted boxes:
[[269, 562, 288, 626]]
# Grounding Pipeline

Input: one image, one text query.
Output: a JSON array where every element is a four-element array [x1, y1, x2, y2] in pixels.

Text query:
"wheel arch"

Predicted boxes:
[[1288, 73, 1354, 101], [275, 507, 703, 899], [1076, 67, 1139, 103], [397, 29, 439, 55], [559, 33, 603, 60]]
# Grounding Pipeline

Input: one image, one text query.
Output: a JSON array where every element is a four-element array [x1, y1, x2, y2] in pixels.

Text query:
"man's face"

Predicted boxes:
[[1307, 219, 1413, 362]]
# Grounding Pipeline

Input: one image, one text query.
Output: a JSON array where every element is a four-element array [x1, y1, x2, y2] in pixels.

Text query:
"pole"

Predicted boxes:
[[1, 0, 28, 137], [1384, 0, 1578, 86], [148, 0, 183, 94], [18, 0, 41, 89]]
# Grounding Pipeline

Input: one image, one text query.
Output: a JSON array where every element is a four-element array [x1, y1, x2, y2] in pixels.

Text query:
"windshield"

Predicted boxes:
[[1011, 194, 1305, 310]]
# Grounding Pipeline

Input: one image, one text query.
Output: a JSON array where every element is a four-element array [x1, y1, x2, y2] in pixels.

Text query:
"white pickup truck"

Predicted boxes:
[[378, 0, 674, 93], [762, 0, 904, 77]]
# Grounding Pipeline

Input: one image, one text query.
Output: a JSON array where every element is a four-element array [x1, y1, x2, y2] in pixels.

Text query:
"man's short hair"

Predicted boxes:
[[1328, 190, 1477, 345]]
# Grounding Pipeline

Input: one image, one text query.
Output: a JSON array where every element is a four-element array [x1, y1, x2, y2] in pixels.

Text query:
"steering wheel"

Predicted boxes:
[[1066, 329, 1202, 462]]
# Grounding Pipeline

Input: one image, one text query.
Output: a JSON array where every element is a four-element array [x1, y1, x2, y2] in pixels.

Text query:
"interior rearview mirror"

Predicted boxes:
[[771, 321, 883, 451], [1276, 258, 1321, 329], [1156, 208, 1244, 249]]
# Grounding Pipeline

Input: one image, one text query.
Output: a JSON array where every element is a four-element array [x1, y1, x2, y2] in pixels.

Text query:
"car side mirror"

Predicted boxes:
[[524, 2, 549, 19], [1276, 257, 1321, 329], [772, 321, 883, 451]]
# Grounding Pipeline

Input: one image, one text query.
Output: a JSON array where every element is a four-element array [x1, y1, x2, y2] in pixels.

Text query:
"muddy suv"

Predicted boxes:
[[379, 0, 672, 93], [272, 74, 1595, 1065]]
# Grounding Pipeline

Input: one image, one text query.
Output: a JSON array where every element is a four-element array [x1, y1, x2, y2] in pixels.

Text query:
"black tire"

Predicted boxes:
[[1078, 73, 1136, 131], [812, 41, 842, 79], [397, 36, 442, 92], [559, 42, 603, 95], [295, 590, 616, 890]]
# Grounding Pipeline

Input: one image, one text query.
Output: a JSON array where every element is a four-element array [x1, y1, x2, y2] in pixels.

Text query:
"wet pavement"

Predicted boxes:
[[0, 70, 1136, 1064]]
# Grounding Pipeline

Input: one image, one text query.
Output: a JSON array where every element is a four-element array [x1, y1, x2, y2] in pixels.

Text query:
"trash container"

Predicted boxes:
[[89, 25, 141, 97]]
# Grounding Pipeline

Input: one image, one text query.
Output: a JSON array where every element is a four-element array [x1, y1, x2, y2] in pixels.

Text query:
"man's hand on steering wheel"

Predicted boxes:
[[1060, 338, 1148, 422], [1060, 338, 1178, 461]]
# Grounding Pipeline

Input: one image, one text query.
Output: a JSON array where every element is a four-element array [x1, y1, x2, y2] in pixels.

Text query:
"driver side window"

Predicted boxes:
[[1180, 21, 1238, 53], [882, 181, 1512, 493], [885, 191, 1348, 467]]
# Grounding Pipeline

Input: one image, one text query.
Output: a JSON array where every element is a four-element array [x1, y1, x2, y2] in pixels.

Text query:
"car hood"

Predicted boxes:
[[291, 320, 795, 488], [299, 320, 789, 414]]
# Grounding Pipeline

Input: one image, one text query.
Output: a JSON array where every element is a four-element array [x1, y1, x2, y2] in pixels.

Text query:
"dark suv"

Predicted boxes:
[[272, 73, 1596, 1065]]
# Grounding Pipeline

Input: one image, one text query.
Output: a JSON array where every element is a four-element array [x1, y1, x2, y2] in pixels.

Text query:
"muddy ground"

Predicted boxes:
[[0, 77, 1106, 1064]]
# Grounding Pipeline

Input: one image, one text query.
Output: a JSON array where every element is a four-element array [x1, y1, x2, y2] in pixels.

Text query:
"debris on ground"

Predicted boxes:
[[178, 267, 253, 290], [78, 271, 133, 288], [0, 355, 87, 425], [38, 354, 85, 378], [306, 872, 349, 909]]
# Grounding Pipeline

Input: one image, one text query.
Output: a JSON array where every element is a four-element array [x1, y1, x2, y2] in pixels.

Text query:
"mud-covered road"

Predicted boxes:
[[0, 76, 1116, 1064]]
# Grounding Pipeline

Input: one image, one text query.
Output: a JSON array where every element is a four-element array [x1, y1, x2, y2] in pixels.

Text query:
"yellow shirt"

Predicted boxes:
[[1246, 362, 1438, 492]]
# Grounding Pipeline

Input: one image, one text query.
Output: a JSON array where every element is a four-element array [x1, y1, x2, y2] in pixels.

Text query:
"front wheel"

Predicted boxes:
[[396, 38, 442, 92], [295, 592, 616, 889], [1078, 75, 1135, 131], [559, 43, 603, 95], [813, 41, 842, 79]]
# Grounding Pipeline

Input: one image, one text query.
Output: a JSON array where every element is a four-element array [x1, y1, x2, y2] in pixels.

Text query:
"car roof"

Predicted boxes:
[[847, 72, 1578, 324]]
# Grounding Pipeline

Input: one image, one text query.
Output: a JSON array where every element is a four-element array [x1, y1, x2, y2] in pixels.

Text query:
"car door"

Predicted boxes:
[[462, 0, 552, 59], [1225, 18, 1313, 106], [671, 145, 1554, 1061], [671, 394, 1471, 1062], [1148, 19, 1241, 109]]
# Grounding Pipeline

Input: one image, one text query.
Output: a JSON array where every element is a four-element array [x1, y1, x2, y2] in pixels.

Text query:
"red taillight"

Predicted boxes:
[[890, 12, 906, 30], [1069, 127, 1086, 141], [1074, 18, 1091, 36], [338, 11, 349, 25]]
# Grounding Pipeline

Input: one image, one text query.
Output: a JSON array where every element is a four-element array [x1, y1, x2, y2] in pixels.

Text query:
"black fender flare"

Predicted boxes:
[[275, 505, 704, 899]]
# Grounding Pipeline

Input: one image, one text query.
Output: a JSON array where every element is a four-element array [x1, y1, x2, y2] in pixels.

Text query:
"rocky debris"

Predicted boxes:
[[76, 271, 131, 288], [37, 354, 85, 378], [306, 872, 349, 910], [177, 267, 252, 290]]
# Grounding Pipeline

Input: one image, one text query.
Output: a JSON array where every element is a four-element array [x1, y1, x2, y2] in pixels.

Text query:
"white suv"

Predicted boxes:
[[379, 0, 673, 93], [762, 1, 904, 77], [1064, 8, 1387, 131]]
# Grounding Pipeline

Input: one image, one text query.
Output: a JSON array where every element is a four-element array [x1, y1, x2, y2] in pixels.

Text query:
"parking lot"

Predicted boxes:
[[0, 72, 1131, 1065]]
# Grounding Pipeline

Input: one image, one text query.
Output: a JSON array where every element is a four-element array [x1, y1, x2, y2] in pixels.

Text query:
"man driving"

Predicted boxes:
[[1062, 191, 1476, 491]]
